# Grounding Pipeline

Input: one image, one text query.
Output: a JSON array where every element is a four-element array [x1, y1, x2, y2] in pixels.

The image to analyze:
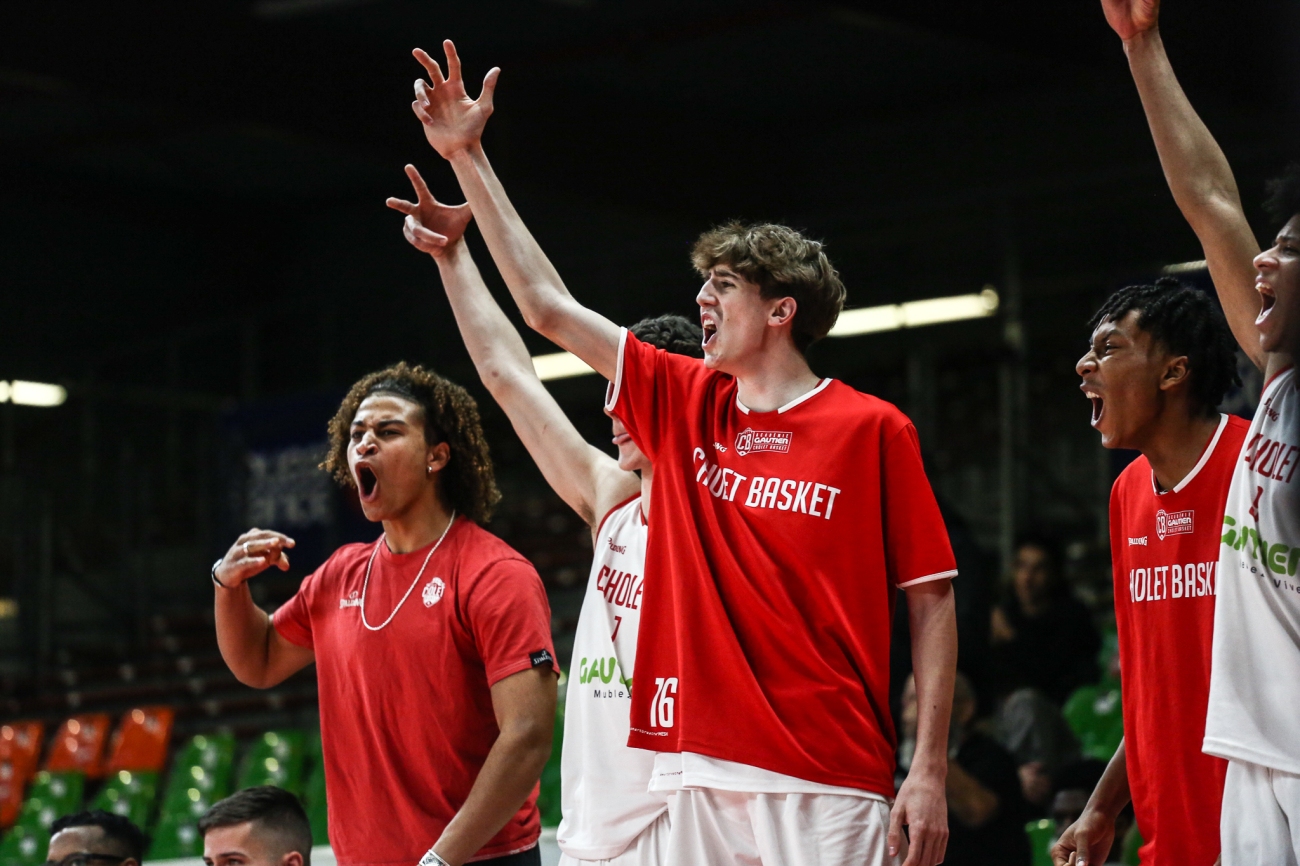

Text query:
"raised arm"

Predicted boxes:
[[387, 165, 638, 527], [406, 41, 620, 378], [1103, 0, 1264, 369]]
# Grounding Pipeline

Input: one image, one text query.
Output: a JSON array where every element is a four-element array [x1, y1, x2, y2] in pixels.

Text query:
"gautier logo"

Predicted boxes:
[[1156, 509, 1194, 541], [735, 428, 792, 457]]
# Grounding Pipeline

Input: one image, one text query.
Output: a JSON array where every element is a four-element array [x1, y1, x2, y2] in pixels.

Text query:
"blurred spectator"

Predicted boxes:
[[1049, 761, 1134, 865], [995, 688, 1082, 810], [898, 673, 1030, 865], [199, 785, 313, 866], [47, 811, 146, 866], [990, 534, 1100, 704]]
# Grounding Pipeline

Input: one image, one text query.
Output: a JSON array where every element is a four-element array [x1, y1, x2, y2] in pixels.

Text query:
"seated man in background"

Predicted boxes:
[[199, 786, 314, 866], [1048, 762, 1132, 866], [898, 673, 1030, 866], [47, 811, 146, 866]]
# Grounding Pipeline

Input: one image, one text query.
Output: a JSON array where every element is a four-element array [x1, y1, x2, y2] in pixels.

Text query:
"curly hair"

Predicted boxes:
[[630, 314, 704, 358], [691, 221, 846, 353], [1264, 162, 1300, 228], [1088, 277, 1241, 415], [322, 362, 501, 524], [51, 810, 148, 861]]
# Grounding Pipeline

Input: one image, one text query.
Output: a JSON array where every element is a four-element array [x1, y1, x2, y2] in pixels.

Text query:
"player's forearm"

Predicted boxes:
[[214, 583, 279, 689], [447, 144, 575, 334], [430, 717, 552, 866], [1083, 739, 1131, 821], [436, 239, 537, 393], [1125, 29, 1243, 227], [906, 581, 958, 779]]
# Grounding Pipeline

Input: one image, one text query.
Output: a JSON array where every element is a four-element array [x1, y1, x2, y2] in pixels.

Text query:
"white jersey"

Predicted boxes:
[[1204, 367, 1300, 774], [557, 496, 666, 861]]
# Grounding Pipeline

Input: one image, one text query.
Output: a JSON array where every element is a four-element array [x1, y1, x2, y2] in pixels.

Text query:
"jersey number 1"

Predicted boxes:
[[650, 677, 678, 728]]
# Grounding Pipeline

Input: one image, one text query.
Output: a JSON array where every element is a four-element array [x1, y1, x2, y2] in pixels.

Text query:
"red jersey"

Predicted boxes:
[[273, 518, 558, 866], [606, 330, 956, 797], [1109, 414, 1247, 866]]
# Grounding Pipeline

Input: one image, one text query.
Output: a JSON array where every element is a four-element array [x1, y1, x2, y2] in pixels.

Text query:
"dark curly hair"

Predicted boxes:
[[691, 221, 846, 353], [51, 810, 148, 862], [1088, 277, 1241, 415], [322, 362, 501, 524], [1264, 163, 1300, 228], [630, 314, 704, 357]]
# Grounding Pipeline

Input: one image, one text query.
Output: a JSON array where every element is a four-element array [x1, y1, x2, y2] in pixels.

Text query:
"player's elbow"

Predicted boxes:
[[503, 713, 554, 772], [518, 290, 568, 338]]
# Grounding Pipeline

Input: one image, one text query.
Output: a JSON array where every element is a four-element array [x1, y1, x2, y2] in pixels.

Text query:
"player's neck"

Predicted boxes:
[[639, 464, 654, 520], [382, 492, 456, 554], [1142, 410, 1221, 493], [732, 341, 820, 413]]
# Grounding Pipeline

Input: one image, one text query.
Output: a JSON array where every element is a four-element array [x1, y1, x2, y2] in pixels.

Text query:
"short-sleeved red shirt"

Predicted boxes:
[[273, 518, 558, 866], [1110, 414, 1247, 866], [606, 331, 956, 797]]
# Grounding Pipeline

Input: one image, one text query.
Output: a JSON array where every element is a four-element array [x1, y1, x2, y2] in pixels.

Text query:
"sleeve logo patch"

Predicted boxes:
[[734, 428, 792, 456], [530, 649, 554, 667]]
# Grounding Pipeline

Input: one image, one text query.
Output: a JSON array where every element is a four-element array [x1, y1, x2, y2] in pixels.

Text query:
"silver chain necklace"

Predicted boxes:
[[359, 511, 457, 632]]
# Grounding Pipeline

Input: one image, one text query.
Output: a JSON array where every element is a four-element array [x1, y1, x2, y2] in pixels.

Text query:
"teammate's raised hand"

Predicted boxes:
[[214, 529, 296, 588], [1050, 808, 1118, 866], [1100, 0, 1159, 41], [386, 164, 473, 257], [410, 40, 499, 160]]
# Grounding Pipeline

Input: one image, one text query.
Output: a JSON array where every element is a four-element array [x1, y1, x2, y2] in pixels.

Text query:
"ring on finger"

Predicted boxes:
[[243, 541, 251, 556]]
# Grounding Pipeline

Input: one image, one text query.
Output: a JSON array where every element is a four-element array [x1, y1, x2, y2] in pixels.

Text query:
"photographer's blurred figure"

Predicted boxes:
[[200, 786, 313, 866], [46, 811, 146, 866]]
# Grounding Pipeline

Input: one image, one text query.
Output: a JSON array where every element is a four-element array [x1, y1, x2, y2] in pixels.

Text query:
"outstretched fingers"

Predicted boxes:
[[404, 163, 434, 202], [386, 197, 417, 215], [403, 216, 449, 251], [412, 47, 445, 85], [443, 39, 462, 83], [479, 67, 500, 110]]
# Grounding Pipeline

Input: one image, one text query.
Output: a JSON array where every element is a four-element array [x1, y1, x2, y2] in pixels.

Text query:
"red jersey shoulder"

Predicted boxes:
[[451, 520, 540, 581], [304, 540, 377, 591], [814, 381, 914, 439]]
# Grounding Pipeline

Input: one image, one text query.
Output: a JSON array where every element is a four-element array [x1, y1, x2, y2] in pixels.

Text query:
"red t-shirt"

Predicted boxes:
[[1109, 414, 1247, 866], [606, 330, 956, 796], [273, 518, 558, 866]]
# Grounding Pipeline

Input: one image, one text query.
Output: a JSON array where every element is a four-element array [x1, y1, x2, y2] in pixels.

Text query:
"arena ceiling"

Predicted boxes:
[[1, 0, 1295, 396]]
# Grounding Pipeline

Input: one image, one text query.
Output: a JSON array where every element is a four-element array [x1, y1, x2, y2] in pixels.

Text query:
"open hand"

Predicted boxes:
[[1051, 807, 1118, 866], [214, 529, 296, 588], [386, 164, 473, 256], [1100, 0, 1159, 41], [411, 40, 499, 160], [890, 771, 949, 866]]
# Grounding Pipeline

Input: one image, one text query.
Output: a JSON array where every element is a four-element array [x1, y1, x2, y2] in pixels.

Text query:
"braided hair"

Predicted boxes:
[[1088, 277, 1240, 415]]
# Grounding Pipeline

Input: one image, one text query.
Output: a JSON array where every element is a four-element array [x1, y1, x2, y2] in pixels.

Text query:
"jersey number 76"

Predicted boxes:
[[650, 677, 678, 728]]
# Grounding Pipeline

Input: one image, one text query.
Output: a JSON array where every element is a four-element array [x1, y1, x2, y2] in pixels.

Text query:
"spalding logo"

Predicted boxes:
[[422, 577, 446, 607]]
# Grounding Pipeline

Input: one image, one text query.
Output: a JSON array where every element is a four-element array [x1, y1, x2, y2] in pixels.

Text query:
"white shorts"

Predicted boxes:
[[558, 812, 670, 866], [662, 788, 898, 866], [1221, 758, 1300, 866]]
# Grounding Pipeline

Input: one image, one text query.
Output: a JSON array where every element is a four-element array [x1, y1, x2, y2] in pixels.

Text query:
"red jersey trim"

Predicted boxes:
[[736, 378, 833, 415], [1151, 414, 1230, 495], [897, 568, 959, 588], [595, 493, 641, 537], [603, 328, 629, 413], [1263, 364, 1294, 393]]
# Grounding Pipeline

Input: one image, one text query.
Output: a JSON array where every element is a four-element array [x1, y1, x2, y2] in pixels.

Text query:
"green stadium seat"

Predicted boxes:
[[1025, 818, 1055, 866], [1063, 682, 1124, 761], [90, 770, 158, 828], [303, 732, 328, 848], [0, 772, 86, 866], [236, 731, 306, 796], [148, 734, 236, 861], [537, 681, 565, 828]]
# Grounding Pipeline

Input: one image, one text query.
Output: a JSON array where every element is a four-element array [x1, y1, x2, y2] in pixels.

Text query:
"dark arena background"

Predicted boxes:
[[0, 2, 1295, 864]]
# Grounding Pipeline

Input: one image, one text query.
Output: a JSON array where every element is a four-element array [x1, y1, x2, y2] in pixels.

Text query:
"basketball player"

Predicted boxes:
[[1100, 1, 1300, 861], [405, 41, 958, 866], [386, 162, 703, 866], [1051, 278, 1245, 866], [211, 363, 558, 866]]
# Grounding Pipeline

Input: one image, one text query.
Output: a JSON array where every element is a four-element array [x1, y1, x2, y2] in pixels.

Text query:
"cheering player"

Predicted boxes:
[[386, 162, 703, 866], [406, 41, 958, 866], [1099, 0, 1300, 860], [212, 363, 558, 866], [1052, 278, 1244, 866]]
